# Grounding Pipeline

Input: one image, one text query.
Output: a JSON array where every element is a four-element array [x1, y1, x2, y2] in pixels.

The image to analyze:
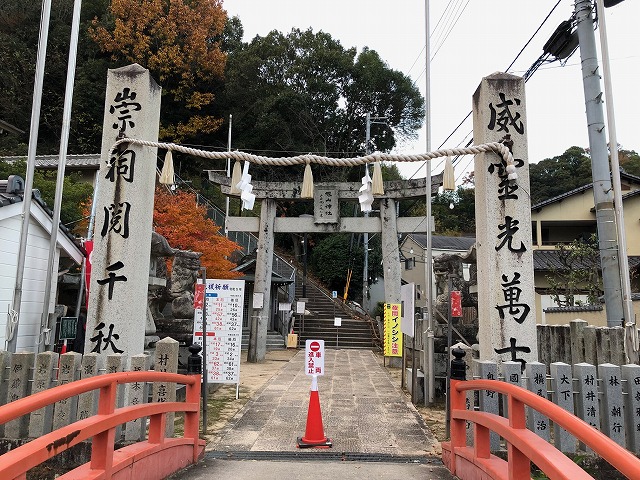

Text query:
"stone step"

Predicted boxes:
[[241, 331, 285, 350], [298, 333, 376, 349], [294, 274, 377, 349]]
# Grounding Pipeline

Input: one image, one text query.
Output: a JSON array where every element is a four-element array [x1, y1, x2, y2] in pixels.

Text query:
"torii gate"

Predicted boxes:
[[207, 173, 443, 362], [100, 70, 536, 371]]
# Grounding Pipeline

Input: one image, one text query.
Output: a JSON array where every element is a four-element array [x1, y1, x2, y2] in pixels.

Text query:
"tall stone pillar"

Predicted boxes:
[[473, 73, 537, 365], [86, 64, 162, 357], [380, 198, 401, 304], [248, 198, 277, 362]]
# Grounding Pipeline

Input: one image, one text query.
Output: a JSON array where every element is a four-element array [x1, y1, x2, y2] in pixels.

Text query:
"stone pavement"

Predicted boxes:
[[210, 349, 438, 454], [169, 349, 455, 479]]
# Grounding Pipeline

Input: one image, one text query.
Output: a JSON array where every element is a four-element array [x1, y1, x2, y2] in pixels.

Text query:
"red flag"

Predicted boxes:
[[193, 283, 205, 309], [84, 240, 93, 306], [450, 290, 462, 317]]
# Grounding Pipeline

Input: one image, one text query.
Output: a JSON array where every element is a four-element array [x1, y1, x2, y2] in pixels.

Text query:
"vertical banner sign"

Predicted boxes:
[[305, 339, 325, 376], [86, 64, 162, 357], [383, 303, 402, 357], [83, 240, 93, 307], [193, 282, 205, 310], [193, 279, 245, 384], [473, 73, 537, 365], [450, 291, 462, 317]]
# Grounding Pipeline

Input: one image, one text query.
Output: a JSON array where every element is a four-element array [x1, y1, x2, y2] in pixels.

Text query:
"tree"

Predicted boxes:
[[212, 28, 424, 183], [407, 186, 476, 236], [0, 158, 93, 227], [618, 148, 640, 176], [546, 235, 602, 307], [89, 0, 227, 143], [309, 232, 382, 304], [529, 146, 593, 205], [153, 187, 240, 278]]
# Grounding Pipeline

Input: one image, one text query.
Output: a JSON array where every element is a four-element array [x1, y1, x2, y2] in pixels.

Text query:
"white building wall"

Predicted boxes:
[[0, 214, 58, 352]]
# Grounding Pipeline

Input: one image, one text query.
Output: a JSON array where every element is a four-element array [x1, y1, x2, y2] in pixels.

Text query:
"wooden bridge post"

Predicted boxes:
[[90, 380, 118, 476]]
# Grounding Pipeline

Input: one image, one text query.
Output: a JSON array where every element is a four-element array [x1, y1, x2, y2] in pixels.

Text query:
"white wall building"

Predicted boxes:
[[1, 176, 84, 352]]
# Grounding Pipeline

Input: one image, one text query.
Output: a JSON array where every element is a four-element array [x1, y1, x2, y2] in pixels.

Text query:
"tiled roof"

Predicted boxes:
[[531, 171, 640, 210], [531, 184, 593, 210], [0, 176, 83, 250], [534, 249, 640, 271], [408, 233, 475, 251], [0, 154, 101, 169], [543, 305, 603, 313], [0, 120, 25, 135]]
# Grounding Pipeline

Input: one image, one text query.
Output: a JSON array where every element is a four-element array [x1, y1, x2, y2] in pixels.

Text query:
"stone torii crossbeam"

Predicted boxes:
[[208, 172, 443, 362]]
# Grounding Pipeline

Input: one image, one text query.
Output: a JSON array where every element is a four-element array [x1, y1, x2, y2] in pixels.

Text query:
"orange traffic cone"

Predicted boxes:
[[297, 375, 332, 448]]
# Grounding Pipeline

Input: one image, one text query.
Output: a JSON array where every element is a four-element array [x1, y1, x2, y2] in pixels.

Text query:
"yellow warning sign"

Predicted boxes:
[[383, 303, 402, 357]]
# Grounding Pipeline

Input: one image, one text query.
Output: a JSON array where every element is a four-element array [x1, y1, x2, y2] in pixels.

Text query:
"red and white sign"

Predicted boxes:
[[305, 339, 325, 376], [451, 290, 462, 317], [193, 282, 205, 310], [84, 239, 93, 306]]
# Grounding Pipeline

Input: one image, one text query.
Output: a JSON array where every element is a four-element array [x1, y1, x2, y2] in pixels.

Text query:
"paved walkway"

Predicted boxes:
[[210, 349, 437, 454], [169, 349, 455, 479]]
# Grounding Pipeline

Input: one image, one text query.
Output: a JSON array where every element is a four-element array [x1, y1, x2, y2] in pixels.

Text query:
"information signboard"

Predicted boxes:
[[59, 317, 78, 340], [193, 279, 245, 384]]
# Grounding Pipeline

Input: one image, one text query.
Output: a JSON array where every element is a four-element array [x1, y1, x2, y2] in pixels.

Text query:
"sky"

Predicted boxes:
[[222, 0, 639, 181]]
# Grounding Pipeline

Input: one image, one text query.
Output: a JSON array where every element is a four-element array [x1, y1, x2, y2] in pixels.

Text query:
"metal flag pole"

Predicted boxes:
[[7, 0, 53, 353], [423, 0, 435, 406], [595, 0, 637, 361], [39, 0, 83, 352]]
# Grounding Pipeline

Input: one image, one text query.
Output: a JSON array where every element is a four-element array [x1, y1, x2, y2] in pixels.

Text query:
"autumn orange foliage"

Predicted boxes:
[[154, 187, 241, 279], [89, 0, 227, 140]]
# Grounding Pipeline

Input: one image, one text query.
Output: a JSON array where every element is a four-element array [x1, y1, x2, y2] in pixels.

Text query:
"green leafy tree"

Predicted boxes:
[[407, 186, 476, 236], [212, 28, 424, 183], [529, 146, 593, 205], [309, 232, 382, 304], [546, 235, 602, 307], [0, 159, 93, 227], [618, 148, 640, 176]]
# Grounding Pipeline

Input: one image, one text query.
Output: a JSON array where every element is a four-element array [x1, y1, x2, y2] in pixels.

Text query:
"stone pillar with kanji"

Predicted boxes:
[[473, 73, 537, 366], [85, 64, 162, 357]]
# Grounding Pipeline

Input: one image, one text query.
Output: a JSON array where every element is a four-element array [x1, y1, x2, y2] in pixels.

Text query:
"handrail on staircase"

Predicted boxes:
[[196, 193, 297, 306]]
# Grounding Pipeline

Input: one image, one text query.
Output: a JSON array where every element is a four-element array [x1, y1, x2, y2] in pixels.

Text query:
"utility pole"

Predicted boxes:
[[595, 0, 636, 359], [362, 112, 386, 313], [225, 114, 232, 238], [423, 0, 435, 406], [363, 113, 371, 314], [575, 0, 624, 327]]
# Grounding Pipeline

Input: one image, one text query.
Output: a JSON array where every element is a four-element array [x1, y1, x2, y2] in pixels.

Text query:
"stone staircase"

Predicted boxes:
[[241, 330, 286, 350], [295, 273, 379, 349]]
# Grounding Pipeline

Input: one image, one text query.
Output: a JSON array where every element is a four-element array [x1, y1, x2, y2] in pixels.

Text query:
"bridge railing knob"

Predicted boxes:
[[450, 346, 467, 381], [187, 343, 202, 375]]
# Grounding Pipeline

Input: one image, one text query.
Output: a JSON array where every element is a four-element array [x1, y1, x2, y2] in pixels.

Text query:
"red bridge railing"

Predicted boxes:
[[0, 371, 204, 480], [442, 376, 640, 480]]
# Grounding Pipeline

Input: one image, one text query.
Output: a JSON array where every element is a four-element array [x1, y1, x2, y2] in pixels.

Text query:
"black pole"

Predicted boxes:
[[200, 268, 208, 435], [445, 273, 454, 438], [302, 233, 308, 298]]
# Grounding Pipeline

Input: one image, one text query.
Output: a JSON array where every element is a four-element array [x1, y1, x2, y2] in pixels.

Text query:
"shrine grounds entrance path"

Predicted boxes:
[[169, 349, 454, 479]]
